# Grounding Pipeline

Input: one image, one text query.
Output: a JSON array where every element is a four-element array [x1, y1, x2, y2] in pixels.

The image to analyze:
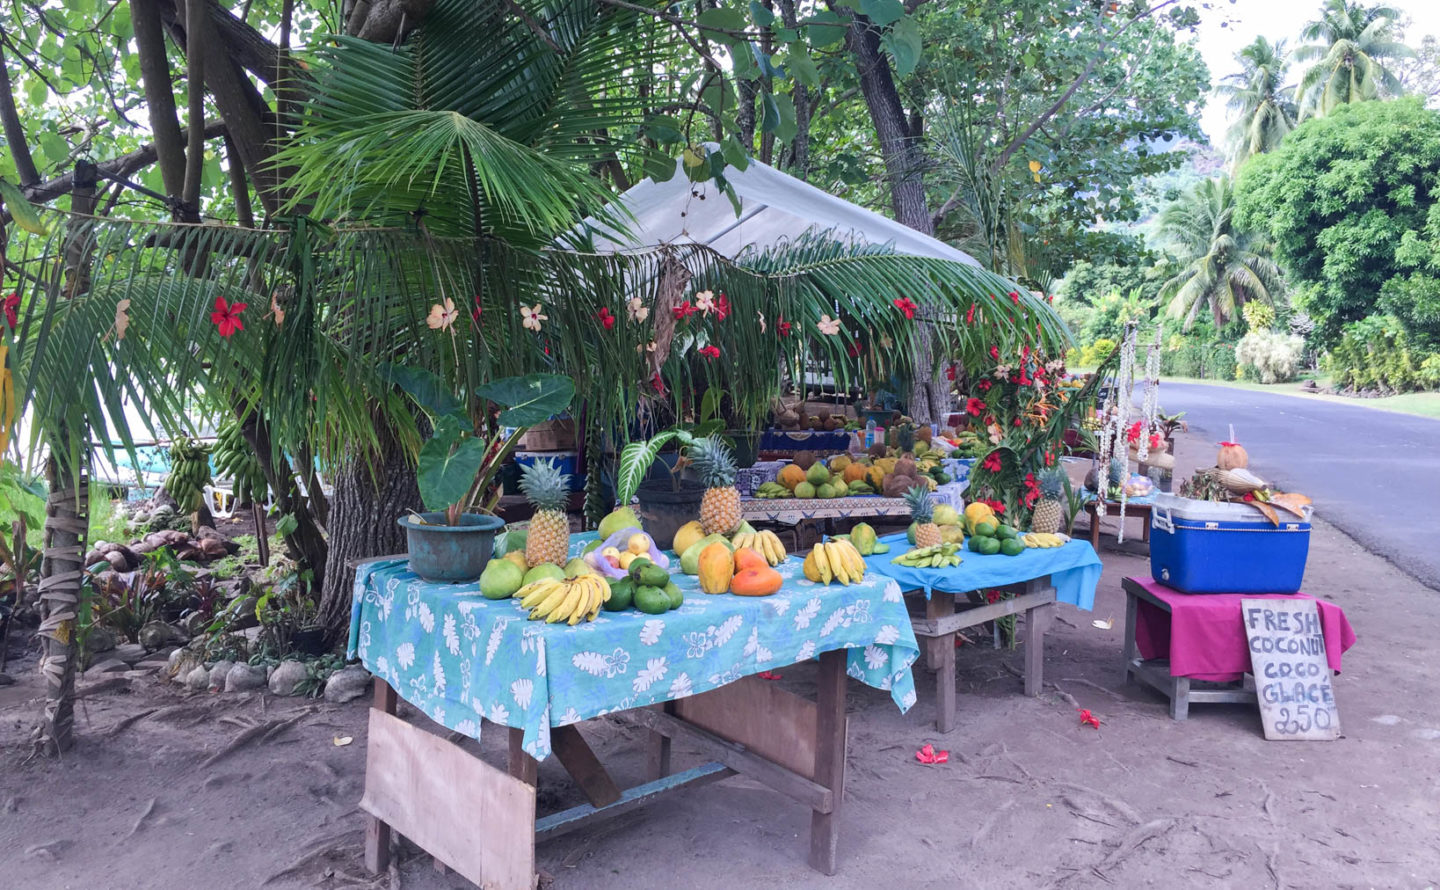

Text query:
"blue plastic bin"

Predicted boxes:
[[514, 451, 585, 492], [1149, 493, 1311, 594]]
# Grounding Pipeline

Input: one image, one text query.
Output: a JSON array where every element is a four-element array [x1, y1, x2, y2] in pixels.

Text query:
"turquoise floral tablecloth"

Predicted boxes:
[[863, 533, 1102, 610], [348, 537, 920, 760]]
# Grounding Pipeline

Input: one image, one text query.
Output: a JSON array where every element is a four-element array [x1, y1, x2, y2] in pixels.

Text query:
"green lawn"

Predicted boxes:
[[1158, 375, 1440, 420]]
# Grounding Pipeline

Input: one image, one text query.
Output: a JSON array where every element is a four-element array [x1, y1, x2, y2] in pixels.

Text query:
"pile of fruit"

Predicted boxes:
[[603, 556, 684, 614], [832, 522, 889, 556], [516, 572, 612, 624], [801, 539, 867, 585], [890, 542, 963, 568], [162, 436, 214, 514], [965, 519, 1025, 556], [755, 431, 953, 502], [1020, 532, 1069, 549]]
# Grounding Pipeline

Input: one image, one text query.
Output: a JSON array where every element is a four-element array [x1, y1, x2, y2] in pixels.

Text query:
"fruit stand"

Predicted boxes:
[[347, 535, 919, 884]]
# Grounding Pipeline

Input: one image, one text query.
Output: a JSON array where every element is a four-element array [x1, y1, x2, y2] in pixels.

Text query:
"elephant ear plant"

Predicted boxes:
[[386, 365, 576, 526]]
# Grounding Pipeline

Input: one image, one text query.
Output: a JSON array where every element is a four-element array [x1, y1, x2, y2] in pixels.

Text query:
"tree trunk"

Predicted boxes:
[[234, 406, 328, 577], [841, 10, 941, 424], [32, 456, 86, 755], [316, 426, 419, 646]]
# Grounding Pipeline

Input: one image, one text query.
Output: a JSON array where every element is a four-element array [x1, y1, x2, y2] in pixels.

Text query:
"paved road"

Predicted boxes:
[[1148, 383, 1440, 591]]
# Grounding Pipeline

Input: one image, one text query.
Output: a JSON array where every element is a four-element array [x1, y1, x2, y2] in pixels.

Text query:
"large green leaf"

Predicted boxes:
[[417, 435, 490, 512], [0, 179, 49, 235], [474, 373, 575, 426], [615, 430, 693, 506], [381, 362, 464, 420]]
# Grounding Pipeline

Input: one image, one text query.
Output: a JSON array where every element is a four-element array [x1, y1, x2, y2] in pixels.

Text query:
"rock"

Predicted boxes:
[[180, 611, 212, 637], [84, 626, 117, 654], [176, 547, 205, 562], [104, 550, 129, 571], [114, 643, 148, 665], [226, 596, 258, 630], [269, 660, 309, 696], [167, 649, 201, 680], [323, 666, 372, 703], [85, 658, 130, 677], [138, 621, 181, 651], [225, 663, 267, 692], [110, 544, 141, 571], [195, 526, 240, 554], [135, 652, 174, 673], [185, 665, 210, 691], [197, 537, 228, 559], [208, 659, 235, 690], [82, 549, 106, 568]]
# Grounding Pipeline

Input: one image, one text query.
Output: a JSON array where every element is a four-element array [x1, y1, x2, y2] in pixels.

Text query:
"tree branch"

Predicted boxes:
[[131, 0, 188, 197], [181, 0, 207, 210], [0, 37, 39, 185]]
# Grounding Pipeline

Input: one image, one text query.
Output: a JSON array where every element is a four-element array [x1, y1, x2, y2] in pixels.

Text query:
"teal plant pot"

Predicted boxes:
[[398, 512, 506, 583]]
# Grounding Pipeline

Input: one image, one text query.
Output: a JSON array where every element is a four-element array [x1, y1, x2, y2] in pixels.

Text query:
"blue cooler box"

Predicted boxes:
[[1149, 493, 1311, 594], [514, 451, 585, 492]]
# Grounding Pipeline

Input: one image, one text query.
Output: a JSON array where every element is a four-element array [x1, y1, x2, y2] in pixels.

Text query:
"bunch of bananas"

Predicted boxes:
[[731, 529, 787, 565], [891, 542, 963, 568], [1021, 532, 1070, 549], [516, 574, 610, 625], [802, 540, 866, 585], [212, 421, 267, 504], [163, 436, 213, 513], [752, 482, 791, 499]]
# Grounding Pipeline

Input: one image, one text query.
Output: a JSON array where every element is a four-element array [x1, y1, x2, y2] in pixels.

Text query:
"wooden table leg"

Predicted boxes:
[[1121, 588, 1140, 684], [1142, 509, 1152, 544], [364, 681, 398, 875], [644, 703, 674, 782], [1088, 503, 1101, 549], [1022, 603, 1053, 697], [809, 649, 848, 875], [507, 726, 539, 786], [924, 592, 955, 671], [935, 632, 957, 733], [550, 724, 622, 807], [1170, 676, 1191, 721]]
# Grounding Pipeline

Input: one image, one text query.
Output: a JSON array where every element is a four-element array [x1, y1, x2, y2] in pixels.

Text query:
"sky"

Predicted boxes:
[[1191, 0, 1440, 144]]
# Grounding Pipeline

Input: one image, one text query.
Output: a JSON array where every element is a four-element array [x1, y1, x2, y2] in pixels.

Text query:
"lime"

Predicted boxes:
[[603, 578, 635, 611]]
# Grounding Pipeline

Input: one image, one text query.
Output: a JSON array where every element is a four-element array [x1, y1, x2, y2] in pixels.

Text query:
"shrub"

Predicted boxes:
[[1242, 302, 1276, 331], [1327, 315, 1423, 391], [1419, 354, 1440, 390], [1235, 330, 1305, 383], [1079, 338, 1116, 368]]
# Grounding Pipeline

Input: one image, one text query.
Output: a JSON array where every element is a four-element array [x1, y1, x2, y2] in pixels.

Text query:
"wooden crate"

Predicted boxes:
[[520, 419, 575, 451]]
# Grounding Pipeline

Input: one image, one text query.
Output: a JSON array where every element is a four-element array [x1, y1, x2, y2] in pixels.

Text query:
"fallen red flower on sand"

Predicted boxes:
[[1078, 709, 1101, 729], [758, 670, 782, 680], [915, 743, 949, 765]]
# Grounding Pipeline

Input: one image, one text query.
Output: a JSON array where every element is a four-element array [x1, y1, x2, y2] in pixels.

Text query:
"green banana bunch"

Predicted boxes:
[[212, 421, 267, 504], [163, 436, 213, 512], [891, 542, 964, 568]]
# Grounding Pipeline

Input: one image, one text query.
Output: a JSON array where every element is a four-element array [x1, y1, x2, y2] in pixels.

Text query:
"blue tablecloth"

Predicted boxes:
[[348, 536, 920, 760], [862, 533, 1102, 610]]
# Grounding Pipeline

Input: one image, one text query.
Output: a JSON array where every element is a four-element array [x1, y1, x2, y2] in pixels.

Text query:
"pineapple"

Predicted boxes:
[[905, 485, 942, 548], [1032, 467, 1066, 534], [519, 458, 571, 567], [690, 435, 741, 536]]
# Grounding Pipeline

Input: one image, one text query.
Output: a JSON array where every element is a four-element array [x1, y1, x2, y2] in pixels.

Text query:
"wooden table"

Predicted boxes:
[[361, 650, 852, 887], [1085, 500, 1153, 550], [1120, 577, 1257, 721], [908, 577, 1057, 733]]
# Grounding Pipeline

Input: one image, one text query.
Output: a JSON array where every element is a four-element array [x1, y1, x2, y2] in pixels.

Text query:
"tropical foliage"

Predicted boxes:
[[1156, 176, 1283, 330], [1219, 37, 1297, 165], [1295, 0, 1412, 118]]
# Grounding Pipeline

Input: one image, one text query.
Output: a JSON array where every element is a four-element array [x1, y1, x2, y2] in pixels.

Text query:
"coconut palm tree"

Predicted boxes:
[[1156, 176, 1284, 330], [1218, 37, 1297, 166], [1295, 0, 1412, 119]]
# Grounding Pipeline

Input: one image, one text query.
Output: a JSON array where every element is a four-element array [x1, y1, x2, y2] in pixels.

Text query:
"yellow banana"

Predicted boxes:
[[547, 582, 585, 623], [529, 583, 570, 620], [825, 543, 850, 584], [569, 579, 599, 625], [813, 545, 832, 585], [519, 579, 561, 609], [763, 531, 787, 565], [841, 542, 865, 579]]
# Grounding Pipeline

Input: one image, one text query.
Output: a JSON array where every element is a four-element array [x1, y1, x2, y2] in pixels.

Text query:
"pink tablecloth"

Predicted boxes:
[[1129, 576, 1357, 682]]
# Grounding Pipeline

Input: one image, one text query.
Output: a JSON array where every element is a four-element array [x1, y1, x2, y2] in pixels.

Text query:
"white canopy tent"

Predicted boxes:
[[582, 150, 982, 266]]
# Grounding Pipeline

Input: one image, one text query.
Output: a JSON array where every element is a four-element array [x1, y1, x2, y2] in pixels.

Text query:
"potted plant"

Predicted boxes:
[[615, 395, 727, 549], [387, 365, 575, 583]]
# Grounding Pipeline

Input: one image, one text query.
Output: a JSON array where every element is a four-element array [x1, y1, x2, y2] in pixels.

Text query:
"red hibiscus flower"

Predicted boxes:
[[893, 297, 918, 320], [984, 414, 996, 426], [777, 317, 792, 337], [597, 306, 616, 330], [847, 341, 863, 358], [982, 452, 1003, 473], [966, 303, 977, 325], [1044, 451, 1055, 467], [946, 364, 957, 381], [966, 397, 986, 417], [1126, 420, 1143, 444], [471, 296, 483, 323], [978, 379, 992, 392], [698, 345, 720, 360], [1149, 433, 1163, 451], [989, 345, 1000, 360], [651, 372, 666, 394], [210, 296, 247, 337], [1079, 709, 1101, 729], [714, 293, 730, 320], [672, 301, 696, 320], [2, 292, 18, 328], [1013, 417, 1023, 427], [1009, 291, 1020, 304], [985, 499, 1005, 515]]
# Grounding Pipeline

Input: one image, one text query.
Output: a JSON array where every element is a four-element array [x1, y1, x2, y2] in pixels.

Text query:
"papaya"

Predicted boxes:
[[731, 566, 783, 596], [843, 462, 868, 484], [866, 466, 887, 490], [816, 483, 836, 499], [681, 534, 732, 575], [794, 481, 816, 499], [733, 547, 768, 573], [697, 542, 735, 594], [777, 464, 806, 490]]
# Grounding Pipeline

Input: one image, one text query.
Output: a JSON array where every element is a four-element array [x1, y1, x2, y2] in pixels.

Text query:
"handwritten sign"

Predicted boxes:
[[1241, 598, 1340, 741]]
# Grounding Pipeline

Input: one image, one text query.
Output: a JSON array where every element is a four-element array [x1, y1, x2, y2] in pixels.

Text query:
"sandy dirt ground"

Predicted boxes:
[[3, 432, 1439, 890]]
